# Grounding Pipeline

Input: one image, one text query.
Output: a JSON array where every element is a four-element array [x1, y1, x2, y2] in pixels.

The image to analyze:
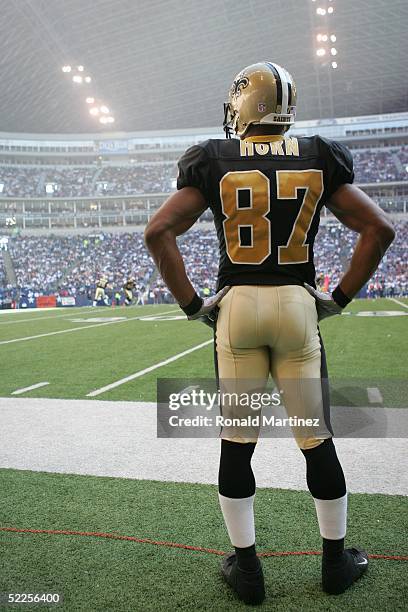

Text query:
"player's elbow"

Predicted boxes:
[[144, 219, 167, 249], [363, 218, 395, 253], [375, 219, 395, 249]]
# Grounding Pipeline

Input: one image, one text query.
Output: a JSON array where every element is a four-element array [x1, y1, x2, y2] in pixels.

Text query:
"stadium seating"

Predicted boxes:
[[0, 144, 407, 198], [1, 221, 406, 303]]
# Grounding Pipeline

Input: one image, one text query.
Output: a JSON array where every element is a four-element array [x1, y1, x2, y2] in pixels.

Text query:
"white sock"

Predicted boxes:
[[218, 493, 255, 548], [313, 493, 348, 540]]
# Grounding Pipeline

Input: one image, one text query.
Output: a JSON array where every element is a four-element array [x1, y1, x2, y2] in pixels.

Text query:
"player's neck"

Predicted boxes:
[[244, 126, 286, 139], [243, 126, 286, 142]]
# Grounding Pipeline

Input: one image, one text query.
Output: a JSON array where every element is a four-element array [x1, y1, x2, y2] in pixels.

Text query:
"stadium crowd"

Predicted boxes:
[[353, 146, 408, 183], [0, 221, 406, 306], [0, 145, 407, 198], [6, 232, 154, 304]]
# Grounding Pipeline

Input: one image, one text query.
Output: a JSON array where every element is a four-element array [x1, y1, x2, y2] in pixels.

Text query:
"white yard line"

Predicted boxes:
[[367, 387, 383, 404], [388, 297, 408, 309], [0, 309, 180, 346], [86, 339, 213, 397], [11, 382, 50, 395]]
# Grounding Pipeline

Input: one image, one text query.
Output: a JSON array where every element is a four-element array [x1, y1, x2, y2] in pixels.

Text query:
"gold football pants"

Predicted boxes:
[[95, 287, 105, 301], [216, 285, 332, 449]]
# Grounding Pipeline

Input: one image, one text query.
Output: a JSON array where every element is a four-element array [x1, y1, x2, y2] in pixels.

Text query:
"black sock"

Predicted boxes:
[[323, 537, 345, 564], [234, 544, 260, 571], [218, 440, 256, 498]]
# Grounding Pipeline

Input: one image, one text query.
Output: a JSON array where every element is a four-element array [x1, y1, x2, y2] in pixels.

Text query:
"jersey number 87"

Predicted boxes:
[[220, 169, 324, 265]]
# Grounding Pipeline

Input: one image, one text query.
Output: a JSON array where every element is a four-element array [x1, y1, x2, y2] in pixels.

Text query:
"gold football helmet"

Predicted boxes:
[[223, 61, 297, 138]]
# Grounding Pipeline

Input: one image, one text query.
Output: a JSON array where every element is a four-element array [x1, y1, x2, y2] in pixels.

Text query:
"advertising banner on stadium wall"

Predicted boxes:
[[36, 295, 57, 308], [59, 296, 76, 307], [97, 140, 129, 154]]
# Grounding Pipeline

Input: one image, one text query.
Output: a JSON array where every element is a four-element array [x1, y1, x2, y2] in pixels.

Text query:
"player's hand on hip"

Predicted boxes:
[[304, 283, 343, 321], [187, 286, 231, 321]]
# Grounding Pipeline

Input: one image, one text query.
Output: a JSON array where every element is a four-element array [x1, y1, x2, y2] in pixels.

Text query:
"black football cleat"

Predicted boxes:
[[322, 547, 369, 595], [221, 552, 265, 605]]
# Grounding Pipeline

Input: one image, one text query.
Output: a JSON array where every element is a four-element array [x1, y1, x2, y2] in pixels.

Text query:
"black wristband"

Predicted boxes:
[[332, 285, 351, 308], [181, 293, 203, 316]]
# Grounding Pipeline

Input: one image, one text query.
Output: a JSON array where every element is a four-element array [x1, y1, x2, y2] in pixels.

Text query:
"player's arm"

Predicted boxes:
[[144, 187, 229, 317], [306, 184, 395, 319]]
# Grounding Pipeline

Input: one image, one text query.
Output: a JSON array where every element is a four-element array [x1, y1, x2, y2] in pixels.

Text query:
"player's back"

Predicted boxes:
[[177, 134, 354, 289]]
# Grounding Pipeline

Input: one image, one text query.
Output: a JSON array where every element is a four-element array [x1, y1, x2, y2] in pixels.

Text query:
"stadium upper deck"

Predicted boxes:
[[0, 113, 407, 231]]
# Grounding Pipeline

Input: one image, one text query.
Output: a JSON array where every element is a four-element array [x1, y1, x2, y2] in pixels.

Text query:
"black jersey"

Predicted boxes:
[[124, 280, 135, 291], [97, 278, 108, 289], [177, 135, 354, 289]]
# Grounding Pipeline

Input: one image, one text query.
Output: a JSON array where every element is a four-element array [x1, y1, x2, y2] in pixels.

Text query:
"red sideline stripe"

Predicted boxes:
[[1, 527, 407, 561]]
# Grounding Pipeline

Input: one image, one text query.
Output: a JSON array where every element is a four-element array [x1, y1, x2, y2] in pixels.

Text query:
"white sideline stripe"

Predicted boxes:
[[0, 308, 97, 325], [0, 305, 178, 326], [367, 387, 383, 404], [86, 339, 213, 397], [0, 309, 180, 346], [12, 382, 50, 395], [388, 297, 408, 310], [1, 398, 406, 495]]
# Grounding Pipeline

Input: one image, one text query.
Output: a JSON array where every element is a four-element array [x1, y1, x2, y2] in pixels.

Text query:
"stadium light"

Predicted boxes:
[[62, 65, 115, 125], [316, 8, 326, 15], [322, 34, 328, 42], [331, 61, 338, 69], [331, 47, 338, 55], [316, 48, 326, 57], [328, 6, 334, 13], [330, 34, 337, 42]]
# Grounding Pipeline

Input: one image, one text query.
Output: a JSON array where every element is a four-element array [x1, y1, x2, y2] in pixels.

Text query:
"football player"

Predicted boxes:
[[145, 62, 394, 605], [123, 277, 135, 306], [93, 276, 109, 306]]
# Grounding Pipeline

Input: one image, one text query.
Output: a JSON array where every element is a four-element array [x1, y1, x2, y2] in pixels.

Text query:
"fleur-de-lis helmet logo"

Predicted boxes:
[[231, 75, 249, 98]]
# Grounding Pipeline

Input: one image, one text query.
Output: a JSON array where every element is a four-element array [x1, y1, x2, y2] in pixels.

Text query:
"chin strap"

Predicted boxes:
[[223, 103, 234, 139]]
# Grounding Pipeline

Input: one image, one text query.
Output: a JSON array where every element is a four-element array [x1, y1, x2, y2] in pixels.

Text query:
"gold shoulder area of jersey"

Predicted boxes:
[[240, 137, 299, 157]]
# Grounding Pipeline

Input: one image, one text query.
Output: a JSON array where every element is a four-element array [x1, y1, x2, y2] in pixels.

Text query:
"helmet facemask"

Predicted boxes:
[[223, 102, 237, 139]]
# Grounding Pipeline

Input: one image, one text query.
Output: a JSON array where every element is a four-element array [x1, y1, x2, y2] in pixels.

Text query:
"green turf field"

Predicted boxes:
[[1, 298, 407, 610], [0, 469, 406, 611], [0, 298, 406, 403]]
